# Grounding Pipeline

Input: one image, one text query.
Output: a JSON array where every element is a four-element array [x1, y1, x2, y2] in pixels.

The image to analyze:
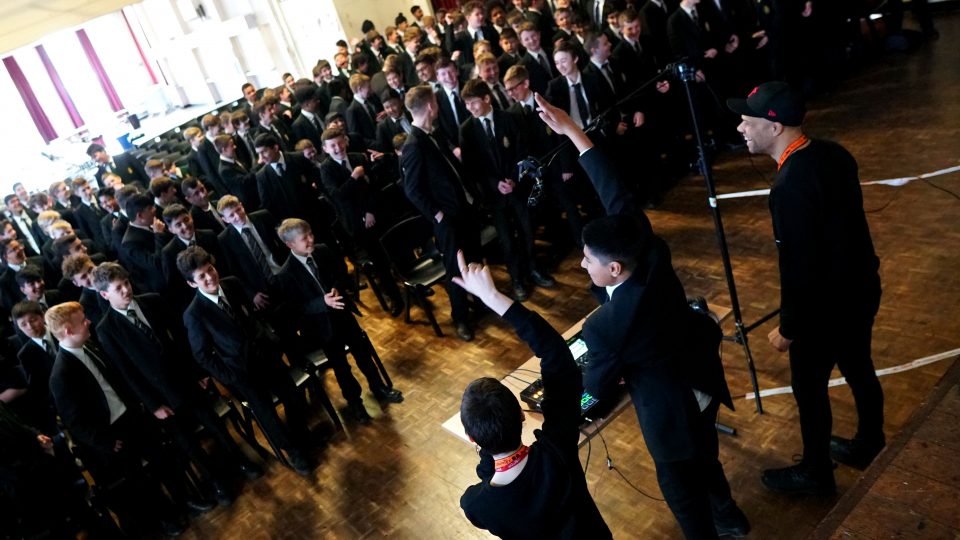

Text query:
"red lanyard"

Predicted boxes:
[[494, 445, 530, 473], [778, 135, 809, 170]]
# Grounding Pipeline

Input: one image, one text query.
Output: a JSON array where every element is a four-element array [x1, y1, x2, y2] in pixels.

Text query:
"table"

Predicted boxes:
[[441, 305, 732, 449]]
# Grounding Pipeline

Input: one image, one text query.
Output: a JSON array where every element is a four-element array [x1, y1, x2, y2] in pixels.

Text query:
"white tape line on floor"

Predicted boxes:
[[716, 164, 960, 201], [743, 347, 960, 401]]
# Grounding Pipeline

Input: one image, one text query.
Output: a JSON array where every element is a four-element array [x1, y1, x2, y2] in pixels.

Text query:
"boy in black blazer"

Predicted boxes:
[[119, 194, 171, 294], [61, 254, 108, 325], [275, 219, 403, 425], [46, 302, 187, 536], [161, 204, 224, 311], [536, 94, 749, 539], [459, 79, 555, 301], [94, 263, 261, 503], [177, 246, 314, 475]]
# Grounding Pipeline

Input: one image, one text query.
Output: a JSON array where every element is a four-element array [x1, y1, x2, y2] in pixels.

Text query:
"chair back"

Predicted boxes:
[[379, 215, 444, 284]]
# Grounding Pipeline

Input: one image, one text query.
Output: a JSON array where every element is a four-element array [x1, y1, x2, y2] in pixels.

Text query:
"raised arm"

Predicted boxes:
[[453, 251, 583, 449]]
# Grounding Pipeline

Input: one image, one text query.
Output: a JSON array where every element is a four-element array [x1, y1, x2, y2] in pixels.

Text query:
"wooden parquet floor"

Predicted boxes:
[[178, 12, 960, 540]]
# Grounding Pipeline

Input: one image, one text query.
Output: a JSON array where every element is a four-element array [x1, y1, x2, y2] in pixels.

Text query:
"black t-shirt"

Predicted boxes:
[[770, 138, 881, 339], [459, 304, 612, 540]]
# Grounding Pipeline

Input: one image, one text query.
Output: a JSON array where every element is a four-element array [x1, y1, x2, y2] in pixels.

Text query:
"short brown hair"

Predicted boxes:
[[183, 126, 202, 140], [216, 194, 242, 213], [349, 73, 371, 92], [92, 262, 130, 292], [61, 253, 93, 279], [213, 134, 234, 153], [201, 114, 220, 130], [503, 64, 529, 84], [461, 78, 492, 101], [405, 84, 436, 114], [277, 218, 311, 244]]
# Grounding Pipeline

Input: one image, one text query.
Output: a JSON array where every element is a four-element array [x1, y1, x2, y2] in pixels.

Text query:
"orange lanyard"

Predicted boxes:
[[777, 135, 809, 170]]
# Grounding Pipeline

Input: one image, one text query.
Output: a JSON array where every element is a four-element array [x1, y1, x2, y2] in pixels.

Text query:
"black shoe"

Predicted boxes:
[[512, 282, 529, 302], [830, 435, 885, 470], [184, 495, 214, 513], [286, 448, 313, 476], [455, 323, 474, 342], [346, 402, 373, 424], [237, 459, 264, 480], [529, 270, 556, 288], [388, 299, 404, 317], [714, 504, 750, 538], [211, 482, 235, 507], [159, 518, 185, 537], [373, 386, 404, 403], [761, 462, 835, 495]]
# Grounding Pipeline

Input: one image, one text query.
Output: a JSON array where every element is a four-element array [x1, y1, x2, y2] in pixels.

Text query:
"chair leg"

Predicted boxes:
[[415, 288, 444, 337], [404, 286, 412, 323], [242, 402, 290, 468], [361, 329, 393, 388], [309, 372, 344, 432], [362, 263, 389, 311]]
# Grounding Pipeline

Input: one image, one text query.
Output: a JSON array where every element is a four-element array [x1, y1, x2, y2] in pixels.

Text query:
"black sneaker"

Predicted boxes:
[[512, 282, 529, 302], [346, 402, 373, 424], [373, 386, 404, 403], [455, 323, 474, 342], [761, 462, 836, 496], [286, 448, 313, 476], [830, 435, 885, 470], [529, 270, 556, 288], [714, 504, 750, 538]]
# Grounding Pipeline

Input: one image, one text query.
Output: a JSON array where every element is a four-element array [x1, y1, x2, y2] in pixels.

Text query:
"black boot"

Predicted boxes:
[[830, 435, 885, 470], [761, 461, 835, 495]]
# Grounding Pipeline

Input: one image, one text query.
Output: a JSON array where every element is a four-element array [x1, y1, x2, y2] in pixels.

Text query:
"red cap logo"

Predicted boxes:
[[768, 109, 777, 117], [748, 87, 759, 97]]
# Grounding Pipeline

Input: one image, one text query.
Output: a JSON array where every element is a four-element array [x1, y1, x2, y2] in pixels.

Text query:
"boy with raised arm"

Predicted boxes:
[[455, 250, 611, 539]]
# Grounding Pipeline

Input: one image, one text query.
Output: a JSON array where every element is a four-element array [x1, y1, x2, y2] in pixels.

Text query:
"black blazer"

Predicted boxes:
[[13, 338, 58, 430], [375, 115, 411, 154], [458, 110, 527, 209], [291, 112, 324, 151], [254, 122, 293, 152], [188, 140, 228, 196], [667, 7, 720, 65], [434, 86, 469, 150], [95, 153, 149, 189], [49, 345, 138, 455], [276, 245, 357, 345], [79, 287, 108, 327], [639, 0, 673, 67], [99, 212, 120, 256], [97, 293, 199, 413], [190, 205, 226, 235], [345, 99, 379, 148], [577, 146, 732, 463], [545, 71, 617, 134], [182, 276, 281, 387], [5, 211, 42, 257], [161, 230, 223, 310], [401, 127, 478, 221], [109, 213, 130, 254], [119, 225, 169, 294], [74, 202, 107, 249], [518, 51, 557, 96], [255, 153, 324, 224], [218, 158, 261, 210], [216, 210, 286, 300], [319, 154, 376, 238]]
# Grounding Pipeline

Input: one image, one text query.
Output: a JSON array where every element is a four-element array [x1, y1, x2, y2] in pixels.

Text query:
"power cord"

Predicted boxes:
[[584, 418, 666, 502], [922, 177, 960, 200]]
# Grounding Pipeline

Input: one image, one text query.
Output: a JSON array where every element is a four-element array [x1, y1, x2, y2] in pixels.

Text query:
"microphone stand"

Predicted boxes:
[[519, 61, 765, 416]]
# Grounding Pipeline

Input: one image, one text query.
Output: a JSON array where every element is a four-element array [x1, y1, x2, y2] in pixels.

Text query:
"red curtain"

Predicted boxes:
[[76, 29, 124, 112], [431, 0, 460, 11], [121, 10, 159, 85], [2, 56, 58, 143], [36, 44, 85, 129]]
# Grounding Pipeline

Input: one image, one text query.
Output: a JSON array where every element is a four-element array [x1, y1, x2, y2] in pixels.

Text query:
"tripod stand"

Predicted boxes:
[[519, 62, 765, 414]]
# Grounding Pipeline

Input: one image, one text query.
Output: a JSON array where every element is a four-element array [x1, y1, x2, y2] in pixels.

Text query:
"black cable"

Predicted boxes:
[[513, 368, 542, 376], [580, 428, 592, 475], [505, 374, 535, 385], [588, 418, 665, 502], [922, 177, 960, 200], [863, 187, 904, 213]]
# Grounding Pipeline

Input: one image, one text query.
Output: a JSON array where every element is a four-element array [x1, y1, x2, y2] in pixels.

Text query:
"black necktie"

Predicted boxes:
[[42, 339, 55, 357], [538, 53, 550, 75], [691, 9, 700, 26], [241, 228, 273, 277], [276, 162, 285, 176], [305, 256, 324, 290], [365, 101, 376, 120], [573, 82, 590, 125], [601, 63, 616, 93], [126, 309, 155, 340], [594, 0, 602, 24], [483, 118, 495, 141], [494, 85, 510, 109], [217, 297, 235, 319], [342, 160, 352, 175], [312, 115, 322, 133], [452, 90, 464, 124]]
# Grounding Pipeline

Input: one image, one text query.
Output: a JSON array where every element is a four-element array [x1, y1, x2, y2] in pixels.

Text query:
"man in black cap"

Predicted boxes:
[[728, 82, 885, 494]]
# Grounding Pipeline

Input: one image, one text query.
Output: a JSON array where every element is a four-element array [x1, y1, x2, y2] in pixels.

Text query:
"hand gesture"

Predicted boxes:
[[253, 292, 271, 310], [451, 251, 513, 316], [364, 212, 376, 229], [351, 166, 365, 179], [151, 218, 166, 234], [153, 405, 175, 420], [535, 93, 577, 137], [497, 180, 514, 194], [633, 111, 645, 128], [324, 288, 345, 309]]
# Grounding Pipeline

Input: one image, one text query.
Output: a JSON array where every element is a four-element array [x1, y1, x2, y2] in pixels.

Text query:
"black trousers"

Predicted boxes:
[[161, 392, 248, 481], [654, 399, 737, 540], [490, 196, 535, 283], [353, 223, 404, 305], [309, 313, 384, 405], [789, 316, 884, 468], [433, 211, 481, 324], [228, 355, 309, 452]]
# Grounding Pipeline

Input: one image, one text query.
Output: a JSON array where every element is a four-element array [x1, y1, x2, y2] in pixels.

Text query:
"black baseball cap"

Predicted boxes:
[[727, 82, 805, 127]]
